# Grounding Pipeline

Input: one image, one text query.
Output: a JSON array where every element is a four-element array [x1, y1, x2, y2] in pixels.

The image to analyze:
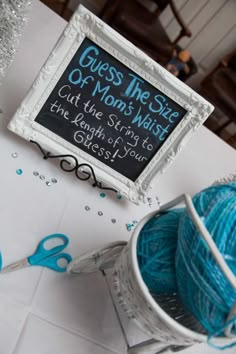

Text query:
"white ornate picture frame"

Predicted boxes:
[[8, 5, 214, 204]]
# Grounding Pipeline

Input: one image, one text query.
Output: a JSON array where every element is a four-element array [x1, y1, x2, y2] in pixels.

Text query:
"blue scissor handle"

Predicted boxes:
[[37, 252, 72, 272], [28, 234, 70, 267]]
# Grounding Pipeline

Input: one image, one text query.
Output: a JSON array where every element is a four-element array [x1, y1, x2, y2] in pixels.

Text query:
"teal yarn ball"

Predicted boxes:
[[137, 209, 183, 294], [176, 183, 236, 337]]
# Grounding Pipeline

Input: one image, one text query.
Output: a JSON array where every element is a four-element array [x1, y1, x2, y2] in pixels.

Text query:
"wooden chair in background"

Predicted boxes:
[[40, 0, 71, 20], [200, 51, 236, 144], [99, 0, 192, 65]]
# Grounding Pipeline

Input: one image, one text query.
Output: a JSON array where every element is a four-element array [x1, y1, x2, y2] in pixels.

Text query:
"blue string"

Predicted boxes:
[[137, 209, 183, 294], [207, 315, 236, 350], [176, 183, 236, 342], [136, 183, 236, 348]]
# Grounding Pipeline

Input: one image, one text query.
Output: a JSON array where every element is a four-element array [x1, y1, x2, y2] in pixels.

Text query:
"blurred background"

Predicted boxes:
[[40, 0, 236, 149]]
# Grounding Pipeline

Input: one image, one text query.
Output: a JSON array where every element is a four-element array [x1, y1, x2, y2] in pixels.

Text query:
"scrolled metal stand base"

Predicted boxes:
[[30, 140, 117, 193]]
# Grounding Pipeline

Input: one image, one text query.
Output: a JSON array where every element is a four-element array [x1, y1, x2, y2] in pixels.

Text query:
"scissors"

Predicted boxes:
[[1, 234, 72, 273]]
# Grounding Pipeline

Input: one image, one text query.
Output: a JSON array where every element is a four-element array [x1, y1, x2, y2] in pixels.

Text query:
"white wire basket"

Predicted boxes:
[[112, 194, 236, 347], [68, 194, 236, 353]]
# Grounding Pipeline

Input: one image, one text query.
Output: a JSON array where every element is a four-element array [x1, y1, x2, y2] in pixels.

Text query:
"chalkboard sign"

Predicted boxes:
[[8, 5, 214, 203], [35, 37, 187, 181]]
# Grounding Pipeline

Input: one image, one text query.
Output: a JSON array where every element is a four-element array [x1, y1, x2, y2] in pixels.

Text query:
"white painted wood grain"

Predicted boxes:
[[201, 25, 236, 69], [165, 0, 208, 42], [180, 0, 227, 48], [159, 0, 187, 28], [187, 0, 236, 62]]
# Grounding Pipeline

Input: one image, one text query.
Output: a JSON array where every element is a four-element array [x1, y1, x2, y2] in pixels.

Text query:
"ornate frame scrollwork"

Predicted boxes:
[[8, 5, 214, 204]]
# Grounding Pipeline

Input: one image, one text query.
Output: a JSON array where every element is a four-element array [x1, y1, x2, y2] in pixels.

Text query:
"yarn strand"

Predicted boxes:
[[137, 183, 236, 349]]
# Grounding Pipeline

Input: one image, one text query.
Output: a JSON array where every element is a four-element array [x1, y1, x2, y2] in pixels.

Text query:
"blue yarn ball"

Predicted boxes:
[[137, 209, 183, 294], [176, 183, 236, 336]]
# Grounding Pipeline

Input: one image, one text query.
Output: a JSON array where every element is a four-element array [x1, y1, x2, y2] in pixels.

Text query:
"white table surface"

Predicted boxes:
[[0, 2, 236, 354]]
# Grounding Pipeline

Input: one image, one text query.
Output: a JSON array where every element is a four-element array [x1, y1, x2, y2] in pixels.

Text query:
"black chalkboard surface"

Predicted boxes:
[[35, 37, 186, 181]]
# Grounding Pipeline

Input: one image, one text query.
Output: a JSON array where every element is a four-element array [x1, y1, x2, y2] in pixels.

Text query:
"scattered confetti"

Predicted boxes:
[[39, 175, 45, 180], [16, 169, 23, 175], [147, 197, 153, 207], [12, 152, 18, 158], [51, 178, 57, 184], [126, 220, 138, 231], [126, 223, 134, 232], [117, 194, 122, 200], [85, 206, 90, 211], [46, 181, 51, 186], [98, 211, 103, 216], [33, 171, 39, 176], [111, 219, 116, 224], [100, 192, 106, 198]]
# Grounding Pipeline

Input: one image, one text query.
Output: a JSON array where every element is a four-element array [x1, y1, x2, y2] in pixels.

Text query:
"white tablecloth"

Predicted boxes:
[[0, 2, 235, 354]]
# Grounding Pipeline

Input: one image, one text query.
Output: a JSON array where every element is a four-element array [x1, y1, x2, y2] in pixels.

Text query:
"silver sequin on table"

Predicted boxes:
[[0, 0, 33, 84], [85, 206, 90, 211], [39, 175, 45, 180], [46, 181, 51, 186], [16, 168, 23, 175], [51, 178, 57, 184], [111, 219, 116, 224], [98, 211, 103, 216], [147, 197, 153, 207], [33, 171, 39, 176], [11, 152, 18, 158], [156, 196, 162, 206]]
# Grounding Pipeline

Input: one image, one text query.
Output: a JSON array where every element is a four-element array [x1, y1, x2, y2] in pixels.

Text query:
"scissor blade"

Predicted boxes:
[[1, 258, 29, 273]]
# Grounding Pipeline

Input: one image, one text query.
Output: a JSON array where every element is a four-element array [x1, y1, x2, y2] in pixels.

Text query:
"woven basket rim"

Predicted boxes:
[[129, 208, 229, 344]]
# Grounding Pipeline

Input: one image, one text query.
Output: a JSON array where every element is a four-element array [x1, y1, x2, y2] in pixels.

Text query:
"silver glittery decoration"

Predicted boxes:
[[0, 0, 32, 84], [156, 196, 161, 206], [46, 181, 51, 186], [98, 211, 103, 216], [111, 219, 116, 224], [39, 175, 45, 180], [51, 178, 57, 184], [85, 206, 90, 211], [33, 171, 39, 176], [11, 152, 18, 158], [147, 197, 152, 207]]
